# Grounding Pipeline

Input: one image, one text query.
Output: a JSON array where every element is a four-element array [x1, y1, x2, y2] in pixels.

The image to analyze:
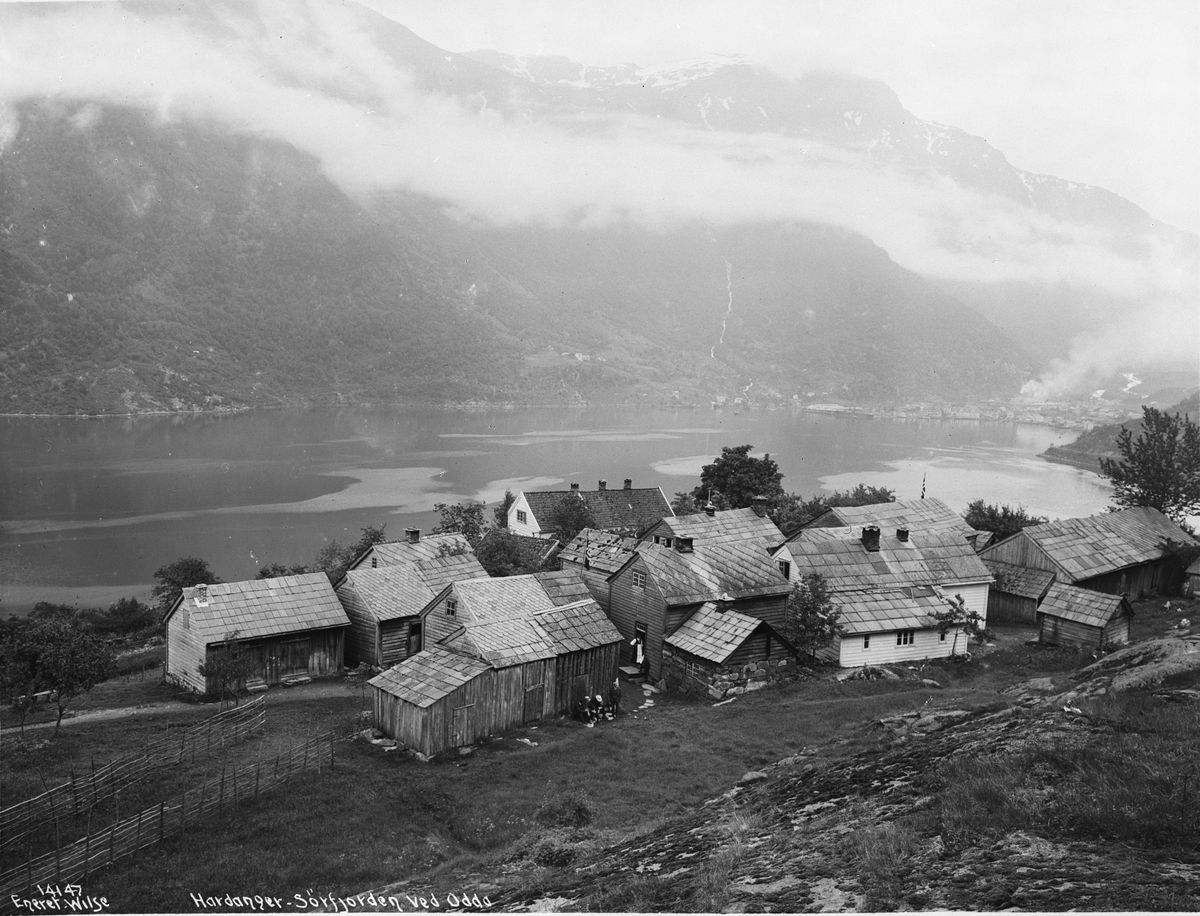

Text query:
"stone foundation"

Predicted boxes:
[[662, 646, 802, 700]]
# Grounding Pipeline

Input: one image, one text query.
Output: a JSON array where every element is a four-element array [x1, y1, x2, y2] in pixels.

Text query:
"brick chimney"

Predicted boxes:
[[405, 527, 421, 544], [195, 583, 208, 602], [896, 527, 910, 542], [751, 496, 767, 518], [570, 482, 580, 493], [861, 526, 881, 552], [598, 479, 607, 490], [623, 478, 632, 490]]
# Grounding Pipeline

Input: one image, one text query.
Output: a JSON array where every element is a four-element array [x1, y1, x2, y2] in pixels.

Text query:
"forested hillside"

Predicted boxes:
[[1042, 392, 1199, 471]]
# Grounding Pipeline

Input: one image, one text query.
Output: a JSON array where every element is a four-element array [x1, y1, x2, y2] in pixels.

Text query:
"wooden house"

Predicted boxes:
[[508, 479, 673, 539], [980, 558, 1055, 624], [164, 574, 349, 695], [335, 553, 487, 668], [607, 525, 792, 683], [661, 602, 796, 699], [346, 528, 475, 573], [979, 507, 1197, 599], [1037, 582, 1133, 649], [771, 525, 993, 666], [801, 498, 982, 545], [371, 572, 621, 755], [557, 528, 639, 612], [644, 503, 783, 551]]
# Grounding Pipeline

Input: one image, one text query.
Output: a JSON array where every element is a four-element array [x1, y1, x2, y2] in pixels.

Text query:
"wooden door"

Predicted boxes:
[[280, 637, 310, 677], [407, 621, 423, 658], [451, 703, 474, 747], [523, 685, 545, 722], [570, 674, 588, 712]]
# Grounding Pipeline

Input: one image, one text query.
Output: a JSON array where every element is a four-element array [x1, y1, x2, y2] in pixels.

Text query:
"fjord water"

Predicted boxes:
[[0, 406, 1108, 614]]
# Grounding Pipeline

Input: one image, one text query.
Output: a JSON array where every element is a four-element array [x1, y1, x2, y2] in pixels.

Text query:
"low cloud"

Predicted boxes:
[[1, 0, 1195, 389]]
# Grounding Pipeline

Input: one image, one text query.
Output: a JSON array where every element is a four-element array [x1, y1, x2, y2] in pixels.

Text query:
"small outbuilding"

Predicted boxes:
[[1037, 582, 1133, 650], [661, 602, 797, 699], [164, 574, 349, 695], [982, 559, 1056, 624], [826, 587, 971, 667]]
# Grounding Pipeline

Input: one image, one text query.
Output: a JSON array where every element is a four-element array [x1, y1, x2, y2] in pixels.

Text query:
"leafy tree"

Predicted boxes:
[[152, 557, 222, 617], [671, 491, 701, 517], [783, 573, 843, 662], [1, 626, 44, 735], [256, 562, 311, 580], [432, 502, 488, 547], [78, 597, 159, 639], [27, 617, 119, 732], [29, 602, 80, 621], [963, 500, 1048, 543], [1100, 406, 1200, 524], [931, 594, 990, 657], [198, 631, 256, 708], [772, 484, 896, 535], [691, 444, 784, 510], [544, 494, 597, 545], [493, 490, 517, 528], [312, 524, 388, 583], [475, 528, 555, 577]]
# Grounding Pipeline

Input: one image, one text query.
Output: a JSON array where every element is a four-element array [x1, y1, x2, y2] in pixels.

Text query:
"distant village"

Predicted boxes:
[[162, 476, 1200, 759]]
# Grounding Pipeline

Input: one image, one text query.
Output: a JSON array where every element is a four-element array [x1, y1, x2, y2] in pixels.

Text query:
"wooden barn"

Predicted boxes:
[[1038, 583, 1133, 650], [557, 528, 638, 612], [335, 552, 487, 668], [981, 559, 1056, 624], [371, 572, 621, 755], [607, 518, 792, 682], [979, 507, 1197, 599], [164, 574, 349, 695], [661, 603, 797, 699]]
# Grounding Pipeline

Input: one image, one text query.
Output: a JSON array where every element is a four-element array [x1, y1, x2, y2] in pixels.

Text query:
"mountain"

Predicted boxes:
[[1042, 391, 1199, 472], [0, 1, 1189, 414]]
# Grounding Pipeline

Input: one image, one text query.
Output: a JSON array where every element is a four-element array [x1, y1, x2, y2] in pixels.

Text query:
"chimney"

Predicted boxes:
[[896, 527, 910, 542], [194, 583, 208, 604], [570, 482, 580, 493], [598, 479, 607, 490], [704, 502, 716, 517], [623, 478, 632, 490], [676, 536, 695, 553], [861, 525, 881, 552], [751, 495, 767, 518], [405, 527, 421, 544]]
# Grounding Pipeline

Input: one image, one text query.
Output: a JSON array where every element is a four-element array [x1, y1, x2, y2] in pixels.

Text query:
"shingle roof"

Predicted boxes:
[[998, 507, 1198, 582], [522, 486, 673, 534], [443, 616, 557, 667], [651, 508, 783, 550], [1039, 583, 1131, 629], [834, 588, 950, 635], [353, 533, 475, 570], [175, 574, 349, 643], [533, 569, 596, 606], [780, 527, 993, 592], [801, 498, 975, 539], [664, 602, 772, 664], [558, 528, 639, 573], [1188, 555, 1200, 577], [476, 529, 562, 569], [636, 539, 790, 606], [337, 554, 488, 623], [982, 559, 1056, 601], [533, 599, 623, 654], [369, 645, 491, 707]]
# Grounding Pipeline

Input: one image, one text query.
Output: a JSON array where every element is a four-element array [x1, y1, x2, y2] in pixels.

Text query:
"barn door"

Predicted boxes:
[[523, 684, 545, 722], [280, 637, 310, 677], [570, 674, 589, 712], [451, 703, 474, 747]]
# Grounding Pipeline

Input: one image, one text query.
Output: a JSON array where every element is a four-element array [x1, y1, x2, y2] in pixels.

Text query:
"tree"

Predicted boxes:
[[671, 491, 701, 517], [1100, 406, 1200, 524], [432, 502, 488, 547], [543, 494, 597, 544], [312, 524, 388, 583], [1, 626, 44, 735], [28, 617, 118, 732], [152, 557, 222, 617], [197, 631, 256, 708], [963, 500, 1048, 543], [783, 573, 843, 662], [493, 490, 517, 528], [691, 445, 785, 510], [256, 562, 310, 580], [772, 484, 897, 535], [931, 594, 990, 657], [476, 528, 555, 577]]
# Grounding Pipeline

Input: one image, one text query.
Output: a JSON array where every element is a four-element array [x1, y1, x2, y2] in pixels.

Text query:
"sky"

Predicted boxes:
[[364, 0, 1200, 235]]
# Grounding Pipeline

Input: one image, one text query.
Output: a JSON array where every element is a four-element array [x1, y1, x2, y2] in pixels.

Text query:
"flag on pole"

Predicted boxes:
[[920, 472, 926, 499]]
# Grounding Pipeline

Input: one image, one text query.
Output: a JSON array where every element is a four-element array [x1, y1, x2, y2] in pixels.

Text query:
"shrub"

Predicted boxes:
[[536, 788, 596, 829]]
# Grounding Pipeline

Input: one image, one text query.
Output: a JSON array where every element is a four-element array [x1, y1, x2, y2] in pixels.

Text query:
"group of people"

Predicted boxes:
[[575, 681, 623, 727]]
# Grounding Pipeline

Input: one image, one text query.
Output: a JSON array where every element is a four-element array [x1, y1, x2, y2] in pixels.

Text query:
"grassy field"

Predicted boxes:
[[3, 595, 1195, 913]]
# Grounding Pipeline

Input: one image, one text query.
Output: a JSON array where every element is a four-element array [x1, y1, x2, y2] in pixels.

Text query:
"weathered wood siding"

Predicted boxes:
[[837, 626, 961, 667], [374, 659, 556, 756], [379, 619, 419, 668], [725, 627, 791, 666], [200, 627, 344, 695], [559, 559, 613, 613], [987, 590, 1040, 624], [552, 642, 621, 714], [1079, 560, 1179, 599], [981, 532, 1058, 573], [608, 557, 668, 680], [336, 581, 381, 666], [1039, 613, 1130, 649], [164, 603, 208, 694], [724, 594, 789, 631]]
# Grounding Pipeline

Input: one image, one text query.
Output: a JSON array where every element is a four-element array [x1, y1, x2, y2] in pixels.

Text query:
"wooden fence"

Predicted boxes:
[[0, 732, 334, 901], [0, 698, 265, 851]]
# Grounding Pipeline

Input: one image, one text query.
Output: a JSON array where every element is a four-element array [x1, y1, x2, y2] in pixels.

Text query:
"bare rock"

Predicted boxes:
[[739, 770, 769, 785]]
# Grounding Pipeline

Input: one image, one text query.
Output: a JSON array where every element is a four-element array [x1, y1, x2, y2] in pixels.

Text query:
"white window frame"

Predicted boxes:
[[896, 629, 914, 646], [632, 569, 646, 589], [516, 509, 527, 524]]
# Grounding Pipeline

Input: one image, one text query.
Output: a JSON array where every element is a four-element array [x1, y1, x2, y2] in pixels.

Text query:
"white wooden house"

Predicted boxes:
[[508, 479, 673, 538]]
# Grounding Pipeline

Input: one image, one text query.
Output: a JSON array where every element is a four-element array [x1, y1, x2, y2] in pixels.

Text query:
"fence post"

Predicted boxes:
[[70, 763, 79, 817]]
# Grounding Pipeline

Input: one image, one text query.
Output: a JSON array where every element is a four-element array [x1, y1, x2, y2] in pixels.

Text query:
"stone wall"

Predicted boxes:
[[662, 645, 802, 700]]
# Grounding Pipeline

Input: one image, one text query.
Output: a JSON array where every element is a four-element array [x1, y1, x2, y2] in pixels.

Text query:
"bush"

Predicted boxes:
[[536, 788, 596, 829], [529, 834, 578, 867]]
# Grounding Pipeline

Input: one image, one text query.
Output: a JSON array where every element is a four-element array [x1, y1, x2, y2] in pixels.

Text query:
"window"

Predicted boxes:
[[516, 510, 527, 524], [371, 556, 377, 568], [447, 597, 458, 616], [862, 634, 869, 649], [896, 630, 914, 646], [632, 570, 646, 589], [939, 631, 946, 642], [182, 607, 190, 629], [777, 560, 791, 579], [663, 537, 673, 549]]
